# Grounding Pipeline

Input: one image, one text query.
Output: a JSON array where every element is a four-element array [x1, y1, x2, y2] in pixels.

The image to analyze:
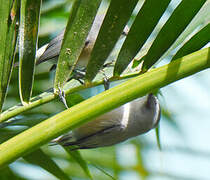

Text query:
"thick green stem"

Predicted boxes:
[[0, 48, 209, 168]]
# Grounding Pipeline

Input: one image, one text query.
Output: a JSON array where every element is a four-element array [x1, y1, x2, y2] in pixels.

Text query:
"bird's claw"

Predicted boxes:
[[100, 69, 110, 90], [58, 87, 69, 109]]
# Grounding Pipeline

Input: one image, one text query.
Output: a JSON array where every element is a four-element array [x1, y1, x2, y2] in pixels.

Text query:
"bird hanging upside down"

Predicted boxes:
[[52, 94, 160, 150]]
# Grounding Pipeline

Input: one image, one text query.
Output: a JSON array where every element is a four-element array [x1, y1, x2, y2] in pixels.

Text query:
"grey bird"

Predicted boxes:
[[36, 12, 129, 70], [36, 12, 129, 92], [53, 94, 161, 150]]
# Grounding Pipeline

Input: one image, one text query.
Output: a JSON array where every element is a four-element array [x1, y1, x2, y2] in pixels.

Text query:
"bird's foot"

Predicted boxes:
[[58, 87, 69, 109]]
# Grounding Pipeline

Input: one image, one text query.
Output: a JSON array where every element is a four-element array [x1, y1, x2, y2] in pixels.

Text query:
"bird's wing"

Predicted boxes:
[[55, 106, 124, 149], [36, 31, 65, 64], [62, 124, 122, 149], [72, 107, 124, 139]]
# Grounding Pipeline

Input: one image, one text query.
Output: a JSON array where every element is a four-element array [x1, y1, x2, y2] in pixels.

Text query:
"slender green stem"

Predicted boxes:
[[0, 71, 137, 123], [0, 48, 209, 168]]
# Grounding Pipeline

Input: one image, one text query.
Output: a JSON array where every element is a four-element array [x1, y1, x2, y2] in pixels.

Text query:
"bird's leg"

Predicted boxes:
[[58, 87, 69, 109], [100, 61, 114, 90], [57, 62, 111, 108], [67, 69, 86, 85], [100, 69, 110, 90], [73, 69, 86, 84], [68, 62, 113, 90]]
